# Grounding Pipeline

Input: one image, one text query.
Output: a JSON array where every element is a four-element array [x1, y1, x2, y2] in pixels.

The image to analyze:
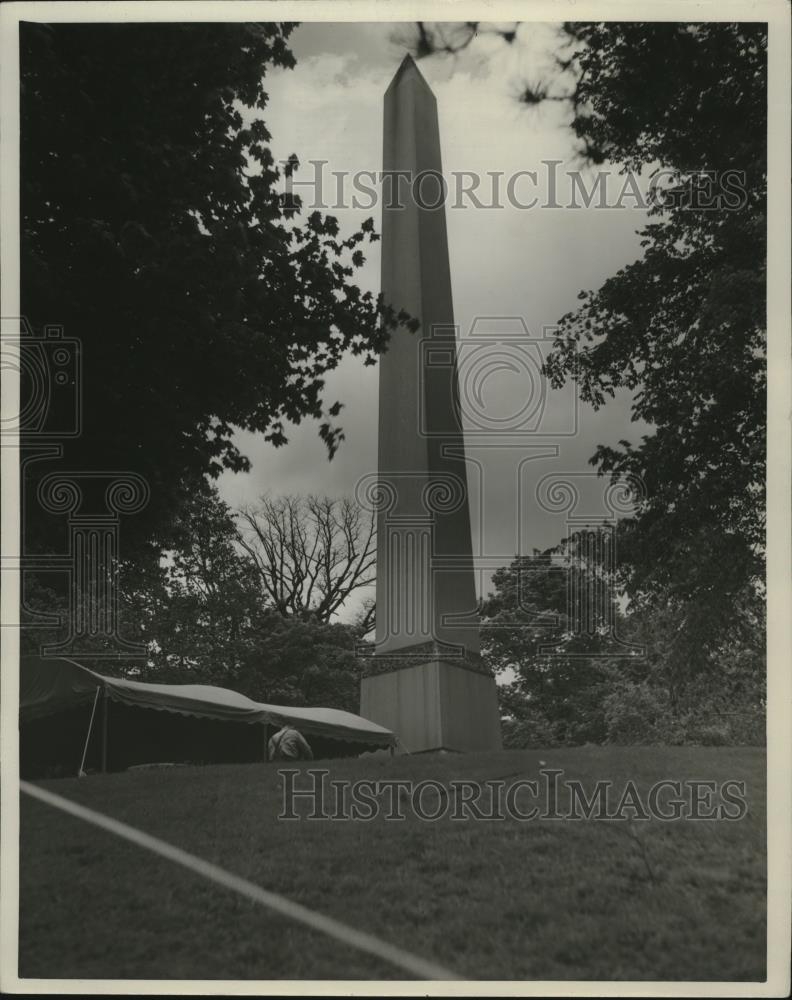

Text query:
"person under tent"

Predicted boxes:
[[268, 725, 314, 762]]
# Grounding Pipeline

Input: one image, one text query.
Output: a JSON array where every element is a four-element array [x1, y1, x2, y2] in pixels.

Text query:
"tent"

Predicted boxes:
[[20, 656, 396, 777]]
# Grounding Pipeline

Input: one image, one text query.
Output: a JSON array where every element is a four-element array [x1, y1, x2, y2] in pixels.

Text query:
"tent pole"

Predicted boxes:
[[101, 687, 108, 773], [78, 686, 101, 778]]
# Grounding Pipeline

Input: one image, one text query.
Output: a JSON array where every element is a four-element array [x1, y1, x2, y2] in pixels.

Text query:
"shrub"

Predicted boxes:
[[602, 682, 671, 744], [501, 711, 560, 749]]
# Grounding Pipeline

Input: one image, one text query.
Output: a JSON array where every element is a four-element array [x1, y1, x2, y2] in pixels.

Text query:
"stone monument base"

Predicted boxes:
[[360, 655, 502, 754]]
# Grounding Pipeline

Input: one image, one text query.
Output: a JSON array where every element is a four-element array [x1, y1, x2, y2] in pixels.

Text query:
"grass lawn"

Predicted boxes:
[[19, 746, 766, 981]]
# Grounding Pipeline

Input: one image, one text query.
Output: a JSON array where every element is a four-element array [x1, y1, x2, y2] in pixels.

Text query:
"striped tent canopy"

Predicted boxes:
[[20, 655, 396, 748]]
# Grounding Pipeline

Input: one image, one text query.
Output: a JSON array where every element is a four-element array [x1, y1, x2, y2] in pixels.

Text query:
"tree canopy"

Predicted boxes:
[[21, 22, 407, 557], [484, 528, 765, 747], [543, 22, 766, 663], [481, 531, 630, 744], [411, 21, 767, 671], [545, 23, 766, 540]]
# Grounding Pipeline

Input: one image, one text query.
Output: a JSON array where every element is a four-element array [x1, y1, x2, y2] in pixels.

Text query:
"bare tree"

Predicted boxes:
[[353, 596, 376, 637], [236, 495, 376, 623]]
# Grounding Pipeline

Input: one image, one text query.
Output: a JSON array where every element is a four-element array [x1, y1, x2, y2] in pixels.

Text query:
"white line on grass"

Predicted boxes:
[[21, 780, 460, 982]]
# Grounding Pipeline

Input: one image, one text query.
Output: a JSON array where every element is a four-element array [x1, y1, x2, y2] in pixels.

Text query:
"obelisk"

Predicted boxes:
[[359, 55, 502, 753]]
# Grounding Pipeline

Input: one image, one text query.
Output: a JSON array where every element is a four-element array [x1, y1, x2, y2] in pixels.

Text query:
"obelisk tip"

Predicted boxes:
[[386, 51, 433, 95]]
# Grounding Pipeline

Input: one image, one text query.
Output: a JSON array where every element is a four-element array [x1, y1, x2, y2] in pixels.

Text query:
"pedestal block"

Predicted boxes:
[[361, 658, 502, 754]]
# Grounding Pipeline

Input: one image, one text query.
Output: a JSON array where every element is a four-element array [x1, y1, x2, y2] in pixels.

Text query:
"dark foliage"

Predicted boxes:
[[482, 532, 628, 744], [412, 21, 767, 678], [21, 22, 408, 560], [543, 23, 767, 647]]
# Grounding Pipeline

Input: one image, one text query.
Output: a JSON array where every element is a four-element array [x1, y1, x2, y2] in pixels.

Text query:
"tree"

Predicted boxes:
[[20, 22, 412, 561], [119, 485, 261, 684], [542, 22, 767, 661], [231, 612, 365, 713], [613, 517, 765, 695], [412, 21, 767, 666], [612, 525, 766, 738], [118, 486, 367, 711], [544, 25, 765, 531], [483, 525, 765, 746], [481, 530, 631, 744], [236, 494, 376, 622]]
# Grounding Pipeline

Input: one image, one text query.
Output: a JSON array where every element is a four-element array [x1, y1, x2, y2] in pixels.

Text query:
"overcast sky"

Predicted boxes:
[[218, 21, 653, 614]]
